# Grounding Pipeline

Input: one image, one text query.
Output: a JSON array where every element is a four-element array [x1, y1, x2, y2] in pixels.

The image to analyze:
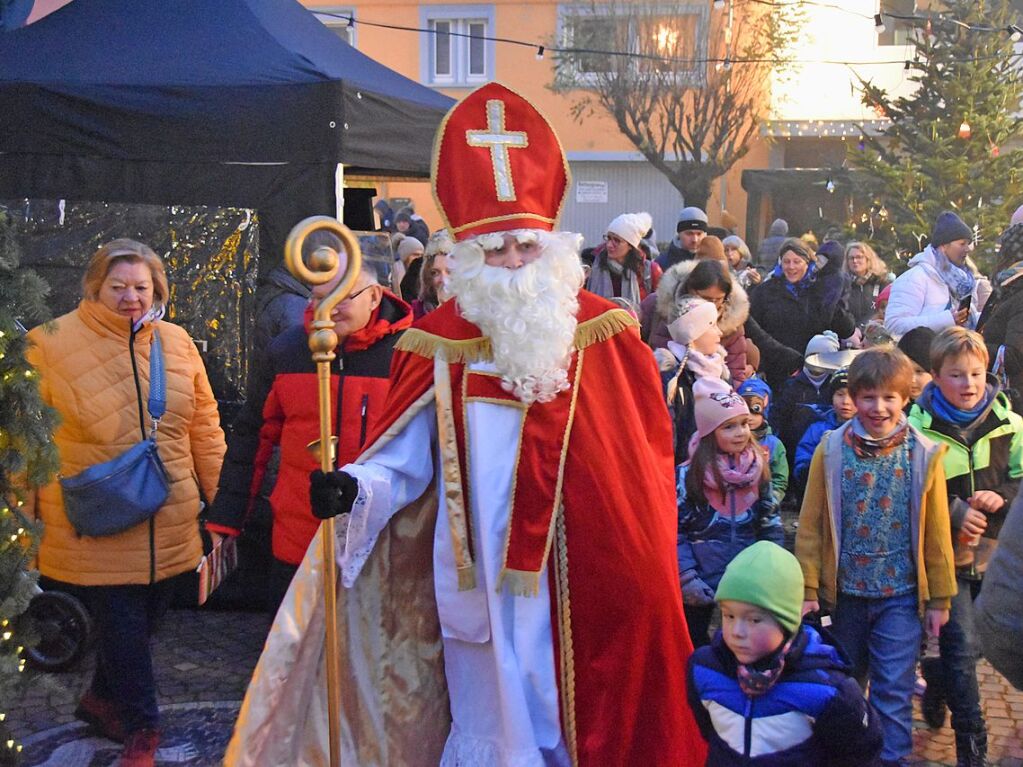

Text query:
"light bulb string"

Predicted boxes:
[[322, 11, 1023, 69]]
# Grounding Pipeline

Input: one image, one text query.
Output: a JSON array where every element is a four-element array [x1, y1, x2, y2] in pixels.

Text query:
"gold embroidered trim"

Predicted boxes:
[[574, 309, 638, 349], [554, 509, 578, 764], [451, 212, 557, 235], [395, 329, 493, 363], [435, 354, 476, 591], [466, 396, 528, 410]]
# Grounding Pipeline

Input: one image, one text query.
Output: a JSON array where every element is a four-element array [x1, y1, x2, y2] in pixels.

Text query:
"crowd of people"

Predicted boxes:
[[19, 79, 1023, 767]]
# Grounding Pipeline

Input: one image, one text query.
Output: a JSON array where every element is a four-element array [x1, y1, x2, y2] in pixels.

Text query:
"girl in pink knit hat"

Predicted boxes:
[[677, 377, 785, 648]]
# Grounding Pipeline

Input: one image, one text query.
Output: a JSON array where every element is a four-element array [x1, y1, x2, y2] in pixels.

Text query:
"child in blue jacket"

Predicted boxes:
[[738, 377, 788, 505], [687, 542, 883, 766], [793, 368, 856, 490]]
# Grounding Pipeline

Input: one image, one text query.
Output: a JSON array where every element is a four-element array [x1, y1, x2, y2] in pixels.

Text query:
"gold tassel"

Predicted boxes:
[[457, 564, 477, 591], [396, 329, 493, 363], [498, 568, 542, 597], [574, 309, 638, 349]]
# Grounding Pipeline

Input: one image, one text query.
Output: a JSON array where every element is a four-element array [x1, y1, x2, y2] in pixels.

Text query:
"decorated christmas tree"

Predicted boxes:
[[0, 208, 58, 766], [849, 0, 1023, 271]]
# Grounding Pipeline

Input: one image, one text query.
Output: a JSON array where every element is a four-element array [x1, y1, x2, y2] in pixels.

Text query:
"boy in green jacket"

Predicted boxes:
[[909, 326, 1023, 766]]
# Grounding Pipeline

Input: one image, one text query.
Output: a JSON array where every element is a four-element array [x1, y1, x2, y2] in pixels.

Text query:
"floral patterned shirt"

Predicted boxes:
[[838, 435, 916, 598]]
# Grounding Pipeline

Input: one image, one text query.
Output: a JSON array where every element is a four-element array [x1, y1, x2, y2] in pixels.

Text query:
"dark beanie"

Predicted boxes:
[[676, 206, 708, 234], [898, 327, 936, 371], [931, 211, 972, 247], [828, 368, 850, 397], [998, 222, 1023, 264]]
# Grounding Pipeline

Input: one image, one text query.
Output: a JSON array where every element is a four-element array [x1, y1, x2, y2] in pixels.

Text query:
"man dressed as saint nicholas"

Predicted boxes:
[[224, 82, 706, 767]]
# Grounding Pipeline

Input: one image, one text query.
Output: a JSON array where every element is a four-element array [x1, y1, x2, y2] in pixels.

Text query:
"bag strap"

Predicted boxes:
[[148, 329, 166, 437]]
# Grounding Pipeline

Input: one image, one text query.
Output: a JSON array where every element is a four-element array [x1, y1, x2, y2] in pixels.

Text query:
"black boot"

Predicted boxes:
[[954, 722, 988, 767], [920, 656, 947, 729]]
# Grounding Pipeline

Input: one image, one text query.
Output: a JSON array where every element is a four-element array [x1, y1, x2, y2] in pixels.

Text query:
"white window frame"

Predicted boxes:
[[313, 7, 356, 47], [419, 5, 495, 87], [556, 4, 708, 89]]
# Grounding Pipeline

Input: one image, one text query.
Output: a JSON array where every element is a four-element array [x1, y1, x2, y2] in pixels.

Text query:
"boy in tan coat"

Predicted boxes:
[[795, 347, 956, 767]]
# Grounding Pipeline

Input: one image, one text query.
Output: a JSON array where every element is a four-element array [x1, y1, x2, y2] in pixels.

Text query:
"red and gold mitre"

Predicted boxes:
[[432, 82, 570, 242]]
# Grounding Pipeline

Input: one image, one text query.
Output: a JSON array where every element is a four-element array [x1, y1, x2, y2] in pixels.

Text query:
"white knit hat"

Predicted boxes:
[[804, 331, 839, 358], [606, 212, 653, 249], [667, 297, 718, 346]]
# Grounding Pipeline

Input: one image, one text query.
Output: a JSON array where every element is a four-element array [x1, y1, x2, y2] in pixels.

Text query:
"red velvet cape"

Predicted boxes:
[[360, 291, 707, 766]]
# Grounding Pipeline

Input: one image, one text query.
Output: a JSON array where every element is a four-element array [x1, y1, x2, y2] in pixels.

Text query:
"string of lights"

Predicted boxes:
[[318, 3, 1023, 70]]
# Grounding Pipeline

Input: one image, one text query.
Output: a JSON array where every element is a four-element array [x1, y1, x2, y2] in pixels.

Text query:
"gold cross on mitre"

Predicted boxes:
[[465, 99, 529, 202]]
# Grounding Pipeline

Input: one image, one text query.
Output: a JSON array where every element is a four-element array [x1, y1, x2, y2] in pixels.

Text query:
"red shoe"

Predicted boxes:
[[118, 728, 160, 767], [74, 690, 126, 743]]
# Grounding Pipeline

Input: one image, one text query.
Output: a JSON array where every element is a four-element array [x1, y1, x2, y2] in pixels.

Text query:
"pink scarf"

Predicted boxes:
[[703, 446, 764, 517]]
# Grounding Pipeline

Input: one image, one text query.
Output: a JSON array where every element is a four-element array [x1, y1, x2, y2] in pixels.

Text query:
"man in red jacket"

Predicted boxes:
[[207, 266, 412, 608]]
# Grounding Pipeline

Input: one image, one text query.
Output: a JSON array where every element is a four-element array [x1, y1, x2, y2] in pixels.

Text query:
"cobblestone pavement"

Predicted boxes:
[[9, 606, 269, 767], [7, 602, 1023, 765]]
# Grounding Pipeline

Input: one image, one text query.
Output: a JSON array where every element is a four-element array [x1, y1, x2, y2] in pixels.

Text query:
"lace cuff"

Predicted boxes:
[[335, 464, 393, 587]]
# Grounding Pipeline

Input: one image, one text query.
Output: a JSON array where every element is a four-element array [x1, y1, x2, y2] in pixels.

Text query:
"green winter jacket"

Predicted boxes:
[[909, 385, 1023, 575]]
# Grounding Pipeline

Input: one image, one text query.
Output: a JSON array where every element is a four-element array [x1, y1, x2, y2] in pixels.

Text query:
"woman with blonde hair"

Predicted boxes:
[[26, 239, 225, 766], [844, 241, 894, 328]]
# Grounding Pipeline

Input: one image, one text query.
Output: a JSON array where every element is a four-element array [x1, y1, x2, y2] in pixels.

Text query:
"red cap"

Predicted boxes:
[[432, 82, 570, 242]]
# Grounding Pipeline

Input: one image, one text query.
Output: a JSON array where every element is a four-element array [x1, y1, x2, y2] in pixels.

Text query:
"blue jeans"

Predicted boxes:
[[832, 592, 921, 762], [936, 576, 984, 731], [85, 581, 175, 733]]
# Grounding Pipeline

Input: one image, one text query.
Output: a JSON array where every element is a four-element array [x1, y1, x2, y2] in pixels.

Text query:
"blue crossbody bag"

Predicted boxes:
[[60, 329, 170, 537]]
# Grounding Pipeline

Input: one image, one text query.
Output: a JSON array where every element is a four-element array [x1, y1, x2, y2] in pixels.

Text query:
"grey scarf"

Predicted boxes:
[[586, 254, 641, 310]]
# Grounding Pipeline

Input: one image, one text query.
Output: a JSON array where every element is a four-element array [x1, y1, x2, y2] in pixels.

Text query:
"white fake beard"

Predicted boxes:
[[448, 230, 585, 404]]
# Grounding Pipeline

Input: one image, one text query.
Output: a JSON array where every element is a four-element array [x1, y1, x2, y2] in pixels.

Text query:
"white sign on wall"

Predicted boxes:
[[575, 181, 608, 204]]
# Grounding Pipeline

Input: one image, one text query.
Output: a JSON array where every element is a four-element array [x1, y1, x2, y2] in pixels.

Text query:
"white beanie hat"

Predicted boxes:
[[667, 297, 718, 346], [607, 211, 653, 249], [692, 377, 749, 443], [804, 331, 839, 358]]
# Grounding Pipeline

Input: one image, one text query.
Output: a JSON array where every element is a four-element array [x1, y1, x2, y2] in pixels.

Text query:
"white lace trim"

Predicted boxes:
[[440, 728, 568, 767], [335, 464, 392, 587]]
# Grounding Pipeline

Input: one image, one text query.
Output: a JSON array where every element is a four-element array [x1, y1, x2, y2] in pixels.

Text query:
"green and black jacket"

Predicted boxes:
[[909, 382, 1023, 575]]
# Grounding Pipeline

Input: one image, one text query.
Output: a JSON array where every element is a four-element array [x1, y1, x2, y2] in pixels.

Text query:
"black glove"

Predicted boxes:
[[309, 470, 359, 520]]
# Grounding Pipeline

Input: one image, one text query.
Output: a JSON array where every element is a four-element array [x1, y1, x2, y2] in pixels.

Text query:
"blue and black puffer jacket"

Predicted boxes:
[[687, 624, 883, 766], [677, 464, 784, 590]]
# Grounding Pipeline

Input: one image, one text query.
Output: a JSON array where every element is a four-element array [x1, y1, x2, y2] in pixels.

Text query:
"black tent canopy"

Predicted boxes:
[[0, 0, 454, 260]]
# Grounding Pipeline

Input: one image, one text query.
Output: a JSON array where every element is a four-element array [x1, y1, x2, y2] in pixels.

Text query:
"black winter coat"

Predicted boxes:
[[979, 277, 1023, 399], [749, 271, 855, 376], [769, 370, 831, 467], [845, 273, 891, 328]]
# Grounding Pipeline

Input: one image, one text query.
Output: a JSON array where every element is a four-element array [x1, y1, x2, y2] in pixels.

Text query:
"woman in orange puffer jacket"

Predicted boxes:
[[26, 239, 225, 767]]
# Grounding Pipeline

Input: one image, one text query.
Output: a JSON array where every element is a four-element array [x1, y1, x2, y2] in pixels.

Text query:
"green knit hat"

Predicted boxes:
[[715, 541, 804, 635]]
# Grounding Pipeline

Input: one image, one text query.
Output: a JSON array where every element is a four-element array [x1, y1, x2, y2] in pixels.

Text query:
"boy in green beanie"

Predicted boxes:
[[686, 541, 882, 766]]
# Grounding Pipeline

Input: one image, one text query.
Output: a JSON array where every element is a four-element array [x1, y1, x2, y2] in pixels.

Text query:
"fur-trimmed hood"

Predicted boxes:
[[654, 260, 749, 337]]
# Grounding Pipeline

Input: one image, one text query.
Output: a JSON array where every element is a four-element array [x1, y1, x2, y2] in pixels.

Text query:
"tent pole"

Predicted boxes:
[[335, 163, 345, 222]]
